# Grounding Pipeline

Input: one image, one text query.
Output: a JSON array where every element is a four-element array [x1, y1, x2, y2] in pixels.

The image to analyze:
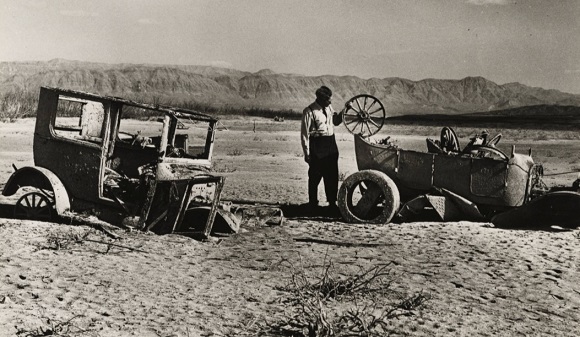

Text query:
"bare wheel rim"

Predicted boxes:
[[343, 94, 386, 137], [14, 192, 53, 221]]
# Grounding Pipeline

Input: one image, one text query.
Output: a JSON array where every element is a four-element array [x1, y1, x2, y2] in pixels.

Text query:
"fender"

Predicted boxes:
[[3, 166, 70, 215], [492, 191, 580, 229]]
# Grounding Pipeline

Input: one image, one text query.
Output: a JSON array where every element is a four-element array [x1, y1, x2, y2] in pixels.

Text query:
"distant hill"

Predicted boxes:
[[1, 59, 580, 116], [385, 104, 580, 130]]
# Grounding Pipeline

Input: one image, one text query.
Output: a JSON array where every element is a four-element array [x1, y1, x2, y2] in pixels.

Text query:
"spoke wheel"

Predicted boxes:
[[343, 94, 386, 137], [487, 133, 502, 147], [14, 191, 54, 221], [338, 170, 400, 224], [440, 127, 460, 152]]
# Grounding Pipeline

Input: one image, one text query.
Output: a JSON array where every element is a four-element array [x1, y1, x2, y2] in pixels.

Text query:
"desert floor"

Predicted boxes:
[[0, 118, 579, 336]]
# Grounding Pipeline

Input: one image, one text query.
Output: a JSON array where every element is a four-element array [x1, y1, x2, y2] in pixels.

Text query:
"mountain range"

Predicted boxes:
[[1, 59, 579, 116]]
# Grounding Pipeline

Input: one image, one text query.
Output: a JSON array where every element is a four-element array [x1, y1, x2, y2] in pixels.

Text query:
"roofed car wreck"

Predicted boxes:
[[3, 87, 242, 238], [337, 94, 580, 229]]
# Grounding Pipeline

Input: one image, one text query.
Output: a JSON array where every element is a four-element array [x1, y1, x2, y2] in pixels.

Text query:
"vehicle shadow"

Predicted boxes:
[[279, 203, 343, 222]]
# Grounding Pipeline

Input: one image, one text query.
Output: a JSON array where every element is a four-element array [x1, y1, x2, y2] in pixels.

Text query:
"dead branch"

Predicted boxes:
[[83, 239, 150, 254], [267, 259, 430, 337], [60, 211, 122, 239], [16, 314, 93, 337]]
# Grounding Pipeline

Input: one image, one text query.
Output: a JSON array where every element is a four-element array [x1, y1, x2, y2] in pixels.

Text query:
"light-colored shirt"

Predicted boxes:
[[301, 102, 338, 157]]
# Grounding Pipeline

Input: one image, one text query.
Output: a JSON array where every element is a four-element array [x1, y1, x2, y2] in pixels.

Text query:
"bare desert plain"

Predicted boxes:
[[0, 117, 579, 337]]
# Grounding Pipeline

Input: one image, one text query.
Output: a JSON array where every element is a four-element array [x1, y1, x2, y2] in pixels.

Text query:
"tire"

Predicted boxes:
[[338, 170, 400, 224]]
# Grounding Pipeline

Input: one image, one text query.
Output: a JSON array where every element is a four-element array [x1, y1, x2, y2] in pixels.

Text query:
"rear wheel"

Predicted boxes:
[[440, 127, 460, 152], [338, 170, 400, 224]]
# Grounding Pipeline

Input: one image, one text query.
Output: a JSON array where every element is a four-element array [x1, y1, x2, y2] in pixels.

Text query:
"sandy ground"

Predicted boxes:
[[0, 118, 579, 336]]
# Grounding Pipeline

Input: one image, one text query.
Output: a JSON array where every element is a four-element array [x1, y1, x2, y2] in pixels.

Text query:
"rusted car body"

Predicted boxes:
[[3, 87, 238, 238], [338, 95, 580, 228]]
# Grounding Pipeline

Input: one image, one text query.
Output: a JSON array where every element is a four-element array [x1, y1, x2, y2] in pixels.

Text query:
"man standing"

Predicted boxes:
[[301, 86, 348, 211]]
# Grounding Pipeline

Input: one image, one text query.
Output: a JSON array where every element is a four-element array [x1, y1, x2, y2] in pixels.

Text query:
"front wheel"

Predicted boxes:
[[337, 170, 400, 224], [14, 191, 54, 221]]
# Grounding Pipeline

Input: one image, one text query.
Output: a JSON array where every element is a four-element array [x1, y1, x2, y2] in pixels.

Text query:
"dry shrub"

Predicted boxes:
[[338, 292, 430, 334], [45, 228, 91, 250], [289, 262, 395, 301], [211, 162, 237, 173], [0, 89, 38, 121], [562, 132, 580, 140], [533, 132, 549, 141], [15, 314, 96, 337], [268, 260, 430, 337], [228, 148, 244, 156]]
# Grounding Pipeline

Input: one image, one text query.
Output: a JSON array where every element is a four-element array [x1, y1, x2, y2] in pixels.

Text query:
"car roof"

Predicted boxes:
[[43, 86, 218, 123]]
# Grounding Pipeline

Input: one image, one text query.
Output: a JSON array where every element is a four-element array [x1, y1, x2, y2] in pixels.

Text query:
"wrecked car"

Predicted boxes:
[[3, 87, 240, 238], [337, 94, 580, 228]]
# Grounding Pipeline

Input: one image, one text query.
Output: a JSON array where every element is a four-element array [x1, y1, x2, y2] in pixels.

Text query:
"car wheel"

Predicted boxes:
[[338, 170, 400, 224], [14, 191, 54, 221]]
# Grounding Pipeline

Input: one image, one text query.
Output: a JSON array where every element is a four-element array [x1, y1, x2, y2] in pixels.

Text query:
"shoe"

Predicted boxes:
[[307, 201, 319, 209], [326, 203, 340, 217], [302, 202, 319, 215]]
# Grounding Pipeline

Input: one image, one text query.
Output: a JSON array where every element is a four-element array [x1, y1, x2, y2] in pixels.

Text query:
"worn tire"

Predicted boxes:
[[338, 170, 400, 224]]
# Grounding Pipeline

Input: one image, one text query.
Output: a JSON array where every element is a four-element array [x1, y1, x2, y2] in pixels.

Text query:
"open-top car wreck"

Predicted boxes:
[[337, 94, 580, 229], [3, 87, 241, 238]]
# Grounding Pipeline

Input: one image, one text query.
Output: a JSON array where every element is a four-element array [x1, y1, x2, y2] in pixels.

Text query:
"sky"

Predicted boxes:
[[1, 0, 579, 94]]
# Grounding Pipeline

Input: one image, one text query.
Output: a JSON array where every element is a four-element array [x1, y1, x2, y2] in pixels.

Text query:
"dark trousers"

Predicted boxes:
[[308, 135, 339, 205]]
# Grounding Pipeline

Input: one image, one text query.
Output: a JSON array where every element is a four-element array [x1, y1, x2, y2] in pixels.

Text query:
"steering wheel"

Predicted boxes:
[[440, 127, 460, 152], [487, 133, 502, 147], [342, 94, 386, 137], [463, 145, 508, 160]]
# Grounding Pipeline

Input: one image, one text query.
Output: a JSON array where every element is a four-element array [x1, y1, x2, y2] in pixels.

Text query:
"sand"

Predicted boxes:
[[0, 118, 579, 336]]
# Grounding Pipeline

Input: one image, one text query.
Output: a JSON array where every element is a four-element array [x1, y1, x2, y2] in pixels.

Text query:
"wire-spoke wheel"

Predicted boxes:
[[343, 94, 386, 137], [440, 127, 460, 152], [14, 191, 54, 221]]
